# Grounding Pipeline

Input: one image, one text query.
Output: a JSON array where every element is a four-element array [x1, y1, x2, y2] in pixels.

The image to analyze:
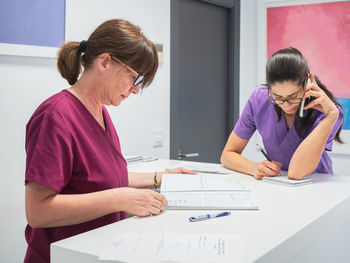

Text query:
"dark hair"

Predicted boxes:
[[266, 47, 343, 143], [57, 19, 158, 87]]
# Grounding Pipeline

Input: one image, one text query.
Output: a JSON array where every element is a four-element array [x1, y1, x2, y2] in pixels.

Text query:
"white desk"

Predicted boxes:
[[51, 159, 350, 262]]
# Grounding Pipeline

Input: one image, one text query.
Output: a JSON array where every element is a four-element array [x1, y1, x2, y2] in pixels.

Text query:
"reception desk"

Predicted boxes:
[[51, 159, 350, 262]]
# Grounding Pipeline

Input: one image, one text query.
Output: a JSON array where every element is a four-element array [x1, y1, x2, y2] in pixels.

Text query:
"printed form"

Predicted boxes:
[[99, 233, 241, 262], [160, 174, 258, 210], [161, 173, 246, 192]]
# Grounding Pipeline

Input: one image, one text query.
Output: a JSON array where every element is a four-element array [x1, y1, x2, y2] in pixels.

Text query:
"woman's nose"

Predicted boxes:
[[131, 85, 140, 94]]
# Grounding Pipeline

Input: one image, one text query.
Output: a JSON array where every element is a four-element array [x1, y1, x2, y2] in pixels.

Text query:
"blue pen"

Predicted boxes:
[[188, 212, 231, 222]]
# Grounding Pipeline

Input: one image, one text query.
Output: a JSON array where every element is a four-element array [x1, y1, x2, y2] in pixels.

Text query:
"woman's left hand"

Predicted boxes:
[[158, 167, 196, 184], [303, 73, 338, 117], [165, 167, 197, 175]]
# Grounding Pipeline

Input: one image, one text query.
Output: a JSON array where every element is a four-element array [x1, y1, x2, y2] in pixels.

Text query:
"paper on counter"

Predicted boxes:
[[161, 173, 246, 192], [168, 162, 232, 174], [99, 232, 241, 263]]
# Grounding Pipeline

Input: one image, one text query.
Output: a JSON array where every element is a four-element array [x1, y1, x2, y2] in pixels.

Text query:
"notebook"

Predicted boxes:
[[161, 174, 258, 210], [160, 173, 246, 192], [262, 173, 314, 187]]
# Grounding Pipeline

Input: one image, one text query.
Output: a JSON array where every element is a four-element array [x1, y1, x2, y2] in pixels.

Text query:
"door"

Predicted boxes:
[[170, 0, 240, 163]]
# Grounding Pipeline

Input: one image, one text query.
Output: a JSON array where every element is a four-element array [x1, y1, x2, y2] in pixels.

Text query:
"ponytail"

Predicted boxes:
[[57, 42, 83, 85]]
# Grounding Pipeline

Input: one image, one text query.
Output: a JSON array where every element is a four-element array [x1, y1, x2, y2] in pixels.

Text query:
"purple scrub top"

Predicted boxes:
[[234, 87, 344, 174], [24, 90, 129, 263]]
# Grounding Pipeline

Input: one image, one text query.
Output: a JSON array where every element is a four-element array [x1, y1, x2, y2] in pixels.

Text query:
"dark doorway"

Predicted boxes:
[[170, 0, 240, 163]]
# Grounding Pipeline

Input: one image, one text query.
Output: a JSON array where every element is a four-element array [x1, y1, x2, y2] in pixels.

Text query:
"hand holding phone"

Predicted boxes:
[[299, 78, 311, 118]]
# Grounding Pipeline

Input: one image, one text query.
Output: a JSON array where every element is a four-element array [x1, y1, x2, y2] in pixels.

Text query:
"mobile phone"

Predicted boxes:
[[299, 78, 311, 118]]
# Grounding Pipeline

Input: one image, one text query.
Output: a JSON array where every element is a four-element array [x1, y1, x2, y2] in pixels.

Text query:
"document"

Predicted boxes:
[[99, 232, 241, 263], [123, 155, 143, 163], [168, 162, 232, 174], [262, 172, 314, 186], [124, 155, 158, 164], [161, 174, 258, 210], [161, 173, 246, 192], [164, 191, 259, 210]]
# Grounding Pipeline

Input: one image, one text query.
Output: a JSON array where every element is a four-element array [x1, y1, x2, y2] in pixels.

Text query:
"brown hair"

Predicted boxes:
[[57, 19, 158, 87]]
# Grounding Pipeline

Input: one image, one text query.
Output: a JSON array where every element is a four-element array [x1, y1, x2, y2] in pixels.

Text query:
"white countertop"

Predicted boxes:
[[51, 159, 350, 263]]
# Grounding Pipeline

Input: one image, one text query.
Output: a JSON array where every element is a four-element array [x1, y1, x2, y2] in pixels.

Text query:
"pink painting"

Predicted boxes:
[[267, 1, 350, 129]]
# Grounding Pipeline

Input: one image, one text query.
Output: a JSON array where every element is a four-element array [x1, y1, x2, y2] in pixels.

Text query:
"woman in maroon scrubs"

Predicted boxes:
[[24, 19, 192, 263]]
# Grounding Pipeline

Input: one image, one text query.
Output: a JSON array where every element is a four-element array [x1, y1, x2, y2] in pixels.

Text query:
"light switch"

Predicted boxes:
[[152, 130, 163, 148]]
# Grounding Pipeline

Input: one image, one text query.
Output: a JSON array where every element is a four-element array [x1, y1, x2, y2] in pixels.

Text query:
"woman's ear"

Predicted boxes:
[[97, 53, 110, 73]]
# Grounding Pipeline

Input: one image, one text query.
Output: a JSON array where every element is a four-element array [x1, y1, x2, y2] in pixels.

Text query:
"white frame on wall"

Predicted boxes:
[[0, 0, 65, 58], [0, 43, 59, 58], [257, 0, 350, 155]]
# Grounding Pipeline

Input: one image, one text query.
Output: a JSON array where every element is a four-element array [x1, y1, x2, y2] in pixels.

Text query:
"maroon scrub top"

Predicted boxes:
[[24, 90, 128, 263], [234, 87, 344, 174]]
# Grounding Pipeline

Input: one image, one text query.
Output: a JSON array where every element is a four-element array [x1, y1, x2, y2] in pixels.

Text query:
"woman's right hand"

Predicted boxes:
[[253, 161, 282, 180], [118, 188, 168, 217]]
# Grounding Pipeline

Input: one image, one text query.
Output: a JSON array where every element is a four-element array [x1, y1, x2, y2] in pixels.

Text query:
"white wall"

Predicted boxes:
[[239, 0, 266, 162], [0, 56, 67, 262], [0, 1, 170, 262], [65, 0, 171, 159]]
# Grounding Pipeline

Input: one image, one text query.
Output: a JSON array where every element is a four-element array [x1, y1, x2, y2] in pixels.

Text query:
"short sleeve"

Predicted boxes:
[[25, 112, 73, 192], [234, 99, 257, 140], [310, 105, 344, 151]]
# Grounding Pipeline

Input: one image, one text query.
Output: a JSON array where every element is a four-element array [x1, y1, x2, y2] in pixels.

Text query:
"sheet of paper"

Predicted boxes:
[[163, 191, 258, 210], [168, 162, 232, 174], [123, 155, 143, 163], [99, 233, 241, 263], [161, 173, 246, 192]]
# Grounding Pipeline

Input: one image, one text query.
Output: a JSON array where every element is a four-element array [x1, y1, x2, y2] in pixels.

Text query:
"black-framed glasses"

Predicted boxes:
[[110, 55, 144, 86], [267, 87, 304, 105]]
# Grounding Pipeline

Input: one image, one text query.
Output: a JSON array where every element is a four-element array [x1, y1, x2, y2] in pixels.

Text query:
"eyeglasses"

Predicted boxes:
[[267, 87, 304, 105], [110, 55, 145, 87]]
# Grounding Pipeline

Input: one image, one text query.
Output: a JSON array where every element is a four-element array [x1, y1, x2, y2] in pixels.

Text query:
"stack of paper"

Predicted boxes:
[[124, 155, 143, 163], [161, 174, 258, 210], [168, 162, 232, 174], [262, 174, 314, 186], [124, 155, 158, 164], [123, 155, 143, 163]]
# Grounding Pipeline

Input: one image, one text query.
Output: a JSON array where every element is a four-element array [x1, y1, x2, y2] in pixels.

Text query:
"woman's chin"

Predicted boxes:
[[284, 109, 296, 115], [111, 97, 123, 106], [112, 101, 122, 106]]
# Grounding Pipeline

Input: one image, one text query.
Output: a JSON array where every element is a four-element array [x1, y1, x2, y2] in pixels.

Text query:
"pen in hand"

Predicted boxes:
[[256, 144, 282, 176], [189, 212, 231, 222], [256, 144, 272, 161]]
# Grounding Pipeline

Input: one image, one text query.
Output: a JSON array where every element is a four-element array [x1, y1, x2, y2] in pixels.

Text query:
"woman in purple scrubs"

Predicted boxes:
[[221, 47, 343, 180], [24, 19, 193, 263]]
